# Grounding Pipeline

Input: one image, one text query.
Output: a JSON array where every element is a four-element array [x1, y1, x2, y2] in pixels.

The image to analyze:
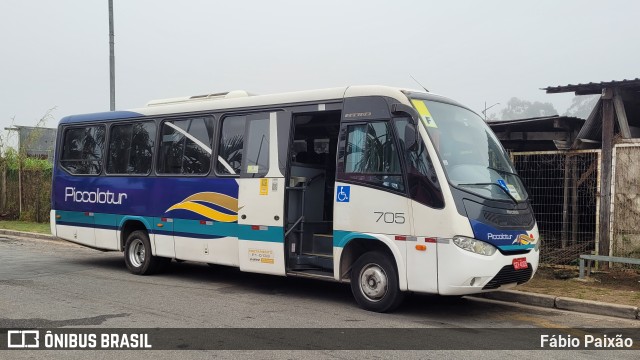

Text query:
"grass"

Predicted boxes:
[[517, 265, 640, 307], [0, 220, 50, 234]]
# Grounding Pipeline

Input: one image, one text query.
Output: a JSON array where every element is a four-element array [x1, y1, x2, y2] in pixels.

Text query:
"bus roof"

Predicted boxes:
[[58, 85, 455, 125]]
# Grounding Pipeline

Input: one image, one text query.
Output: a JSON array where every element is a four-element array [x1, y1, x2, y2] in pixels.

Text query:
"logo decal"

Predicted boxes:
[[166, 192, 239, 223], [487, 233, 513, 240], [513, 233, 535, 245], [336, 186, 350, 202], [7, 330, 40, 348], [65, 187, 127, 205], [497, 179, 508, 191]]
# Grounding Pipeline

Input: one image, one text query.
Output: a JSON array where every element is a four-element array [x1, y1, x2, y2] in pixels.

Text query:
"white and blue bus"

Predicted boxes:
[[51, 86, 539, 312]]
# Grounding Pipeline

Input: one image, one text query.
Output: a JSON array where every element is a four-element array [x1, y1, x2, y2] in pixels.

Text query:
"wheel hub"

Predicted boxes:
[[359, 264, 388, 301], [129, 238, 145, 268]]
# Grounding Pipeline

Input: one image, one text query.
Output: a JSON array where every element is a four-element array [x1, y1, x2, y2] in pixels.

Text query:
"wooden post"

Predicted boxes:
[[613, 88, 631, 138], [561, 154, 571, 248], [571, 155, 578, 245], [598, 88, 614, 268], [35, 173, 40, 223], [18, 158, 22, 217], [0, 165, 6, 212]]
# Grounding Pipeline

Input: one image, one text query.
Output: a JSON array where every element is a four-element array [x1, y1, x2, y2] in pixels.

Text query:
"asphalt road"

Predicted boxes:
[[0, 235, 638, 359]]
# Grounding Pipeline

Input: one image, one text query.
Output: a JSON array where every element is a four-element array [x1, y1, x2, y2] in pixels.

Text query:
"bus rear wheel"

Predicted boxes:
[[124, 230, 168, 275], [350, 251, 404, 312]]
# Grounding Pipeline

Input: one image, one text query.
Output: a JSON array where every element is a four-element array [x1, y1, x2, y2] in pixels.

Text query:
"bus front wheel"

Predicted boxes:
[[350, 251, 404, 312], [124, 230, 168, 275]]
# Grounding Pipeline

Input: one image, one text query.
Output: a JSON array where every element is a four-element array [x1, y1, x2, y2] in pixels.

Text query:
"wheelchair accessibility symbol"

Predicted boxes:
[[336, 186, 350, 202]]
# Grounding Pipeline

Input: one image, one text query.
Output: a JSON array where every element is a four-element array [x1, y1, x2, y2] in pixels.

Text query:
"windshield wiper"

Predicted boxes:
[[487, 166, 517, 176], [457, 182, 519, 204]]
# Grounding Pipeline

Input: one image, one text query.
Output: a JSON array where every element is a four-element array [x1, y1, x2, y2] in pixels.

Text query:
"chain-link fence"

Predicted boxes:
[[511, 150, 600, 265], [611, 144, 640, 266]]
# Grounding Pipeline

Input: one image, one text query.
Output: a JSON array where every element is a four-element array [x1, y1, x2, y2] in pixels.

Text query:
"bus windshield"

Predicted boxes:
[[409, 98, 527, 202]]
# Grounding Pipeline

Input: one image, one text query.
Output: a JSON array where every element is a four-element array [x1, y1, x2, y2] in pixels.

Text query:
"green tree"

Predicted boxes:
[[564, 95, 599, 119], [499, 97, 558, 120]]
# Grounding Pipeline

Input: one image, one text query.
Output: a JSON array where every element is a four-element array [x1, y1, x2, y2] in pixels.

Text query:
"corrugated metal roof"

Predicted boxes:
[[488, 115, 584, 127], [488, 116, 585, 151], [543, 78, 640, 94]]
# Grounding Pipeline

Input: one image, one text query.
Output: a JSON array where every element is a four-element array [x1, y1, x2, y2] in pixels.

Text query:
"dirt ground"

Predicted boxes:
[[517, 265, 640, 307]]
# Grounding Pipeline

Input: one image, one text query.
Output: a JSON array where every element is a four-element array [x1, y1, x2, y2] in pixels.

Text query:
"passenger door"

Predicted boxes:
[[233, 112, 288, 275], [394, 118, 441, 293], [334, 120, 412, 281]]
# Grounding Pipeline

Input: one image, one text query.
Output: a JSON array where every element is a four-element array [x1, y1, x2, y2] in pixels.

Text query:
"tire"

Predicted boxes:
[[124, 230, 169, 275], [350, 251, 404, 312]]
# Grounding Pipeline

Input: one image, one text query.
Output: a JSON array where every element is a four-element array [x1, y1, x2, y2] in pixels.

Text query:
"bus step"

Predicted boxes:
[[311, 233, 333, 255], [287, 270, 336, 281], [301, 252, 332, 259], [291, 254, 333, 271]]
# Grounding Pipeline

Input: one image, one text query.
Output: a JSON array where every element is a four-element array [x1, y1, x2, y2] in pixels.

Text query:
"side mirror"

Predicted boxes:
[[391, 103, 418, 124], [404, 123, 419, 152]]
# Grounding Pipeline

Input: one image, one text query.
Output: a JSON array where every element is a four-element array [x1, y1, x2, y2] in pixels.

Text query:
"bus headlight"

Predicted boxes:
[[452, 236, 497, 256]]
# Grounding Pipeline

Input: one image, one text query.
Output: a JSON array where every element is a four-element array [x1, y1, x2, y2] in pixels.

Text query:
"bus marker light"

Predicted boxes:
[[395, 236, 406, 241], [415, 244, 427, 251], [251, 225, 268, 231], [55, 215, 62, 219], [157, 223, 163, 228], [84, 212, 94, 217], [425, 237, 437, 243]]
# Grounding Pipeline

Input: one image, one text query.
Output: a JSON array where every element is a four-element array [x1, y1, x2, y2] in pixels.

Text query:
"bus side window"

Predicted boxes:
[[216, 116, 246, 176], [107, 122, 156, 175], [393, 117, 444, 208], [241, 115, 270, 177], [341, 121, 404, 192], [157, 117, 213, 175], [216, 113, 270, 177], [60, 125, 105, 175]]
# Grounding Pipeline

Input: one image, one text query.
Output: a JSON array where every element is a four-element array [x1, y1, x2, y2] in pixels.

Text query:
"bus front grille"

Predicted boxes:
[[482, 264, 533, 290], [481, 210, 535, 229]]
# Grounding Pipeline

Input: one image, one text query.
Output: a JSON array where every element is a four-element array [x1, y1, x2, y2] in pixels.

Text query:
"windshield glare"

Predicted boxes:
[[410, 98, 527, 202]]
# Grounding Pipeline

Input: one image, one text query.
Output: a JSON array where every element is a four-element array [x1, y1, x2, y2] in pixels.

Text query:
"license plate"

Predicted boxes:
[[512, 257, 528, 270]]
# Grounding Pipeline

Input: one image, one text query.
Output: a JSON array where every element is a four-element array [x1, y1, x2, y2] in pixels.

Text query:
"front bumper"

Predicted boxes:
[[437, 239, 539, 295]]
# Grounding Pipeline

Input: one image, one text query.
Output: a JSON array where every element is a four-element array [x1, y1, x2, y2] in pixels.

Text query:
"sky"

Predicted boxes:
[[1, 0, 638, 136]]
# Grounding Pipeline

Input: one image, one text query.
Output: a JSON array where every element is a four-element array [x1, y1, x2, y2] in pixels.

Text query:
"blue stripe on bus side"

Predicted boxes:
[[56, 221, 116, 230], [498, 244, 536, 251], [333, 230, 377, 248], [173, 219, 238, 238], [237, 224, 284, 243], [55, 210, 95, 225], [55, 210, 283, 243]]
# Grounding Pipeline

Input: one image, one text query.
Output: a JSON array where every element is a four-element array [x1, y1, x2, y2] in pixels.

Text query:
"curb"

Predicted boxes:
[[0, 229, 59, 241], [475, 290, 639, 320]]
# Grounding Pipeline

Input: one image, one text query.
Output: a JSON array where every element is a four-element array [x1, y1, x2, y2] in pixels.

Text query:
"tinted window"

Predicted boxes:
[[216, 116, 245, 175], [107, 122, 156, 175], [60, 126, 105, 175], [344, 122, 404, 191], [394, 117, 444, 208], [157, 117, 213, 175], [243, 115, 269, 177]]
